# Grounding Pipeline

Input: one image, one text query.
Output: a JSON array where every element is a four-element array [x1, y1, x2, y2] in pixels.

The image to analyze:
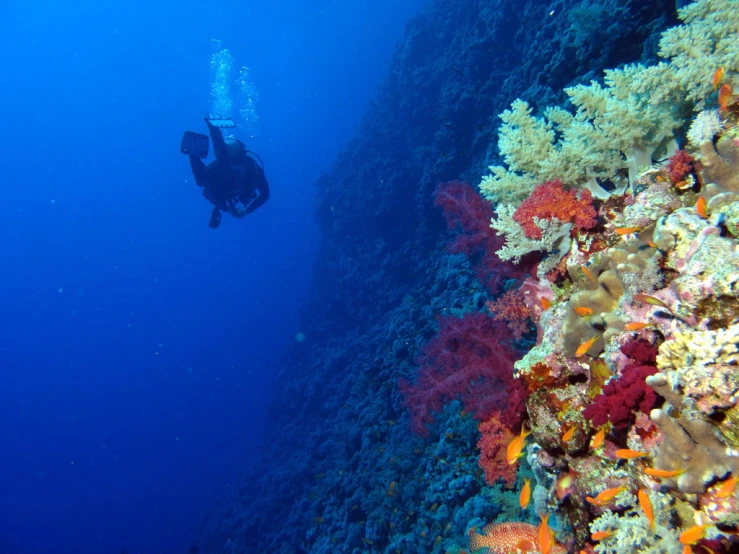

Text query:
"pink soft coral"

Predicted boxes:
[[400, 313, 528, 436], [435, 181, 528, 293], [583, 340, 659, 431], [477, 413, 517, 488], [513, 179, 597, 240]]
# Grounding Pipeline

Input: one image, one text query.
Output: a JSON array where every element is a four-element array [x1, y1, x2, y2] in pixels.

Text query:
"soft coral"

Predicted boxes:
[[583, 339, 660, 431], [435, 180, 528, 293], [513, 179, 597, 240], [400, 313, 528, 436]]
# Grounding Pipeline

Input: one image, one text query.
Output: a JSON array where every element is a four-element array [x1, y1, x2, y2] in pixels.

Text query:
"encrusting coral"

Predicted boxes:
[[655, 326, 739, 451], [646, 372, 739, 494]]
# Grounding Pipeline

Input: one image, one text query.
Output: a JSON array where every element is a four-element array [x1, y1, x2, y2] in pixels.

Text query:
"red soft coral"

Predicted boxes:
[[583, 340, 659, 431], [399, 313, 528, 436], [485, 290, 531, 340], [477, 413, 517, 488], [666, 150, 695, 184], [435, 181, 529, 293], [513, 179, 597, 240]]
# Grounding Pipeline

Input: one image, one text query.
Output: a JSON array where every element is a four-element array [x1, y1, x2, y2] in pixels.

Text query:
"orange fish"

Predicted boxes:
[[468, 522, 567, 554], [538, 513, 553, 554], [713, 67, 724, 90], [506, 426, 532, 465], [541, 297, 552, 310], [555, 470, 577, 500], [718, 83, 733, 111], [615, 449, 649, 459], [625, 322, 651, 331], [614, 226, 642, 236], [586, 485, 627, 506], [638, 489, 655, 531], [679, 525, 710, 546], [591, 427, 606, 449], [573, 306, 594, 317], [562, 426, 576, 442], [520, 478, 531, 509], [575, 335, 599, 358], [632, 293, 672, 312], [716, 474, 737, 498], [581, 266, 597, 282], [591, 530, 613, 541], [644, 467, 685, 479], [695, 196, 707, 218]]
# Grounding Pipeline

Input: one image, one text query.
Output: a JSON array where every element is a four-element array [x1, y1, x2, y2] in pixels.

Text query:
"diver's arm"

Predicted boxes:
[[245, 171, 270, 214], [189, 155, 209, 187], [205, 117, 229, 163]]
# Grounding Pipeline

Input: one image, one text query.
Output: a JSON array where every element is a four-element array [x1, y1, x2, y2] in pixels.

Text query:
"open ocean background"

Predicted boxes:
[[0, 1, 426, 552]]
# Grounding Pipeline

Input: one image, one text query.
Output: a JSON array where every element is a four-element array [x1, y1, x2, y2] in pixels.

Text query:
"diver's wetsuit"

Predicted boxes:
[[189, 119, 270, 228]]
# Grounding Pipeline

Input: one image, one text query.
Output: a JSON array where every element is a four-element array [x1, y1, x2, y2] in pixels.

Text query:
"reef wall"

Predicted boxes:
[[195, 0, 680, 552]]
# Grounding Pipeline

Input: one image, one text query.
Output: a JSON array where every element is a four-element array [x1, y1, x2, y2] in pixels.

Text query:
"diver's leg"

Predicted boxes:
[[208, 207, 222, 229], [189, 155, 209, 187]]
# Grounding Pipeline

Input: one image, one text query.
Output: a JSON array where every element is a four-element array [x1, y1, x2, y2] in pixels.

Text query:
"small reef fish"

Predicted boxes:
[[614, 226, 642, 235], [573, 306, 594, 317], [541, 297, 552, 310], [575, 335, 599, 357], [586, 485, 627, 506], [507, 426, 532, 465], [716, 474, 737, 498], [555, 470, 577, 500], [713, 67, 724, 89], [520, 478, 531, 509], [632, 293, 673, 312], [718, 83, 733, 111], [625, 321, 651, 331], [562, 426, 576, 442], [679, 524, 710, 546], [591, 427, 606, 449], [581, 265, 598, 282], [468, 522, 567, 554], [591, 530, 613, 541], [615, 449, 649, 459], [695, 196, 707, 218], [538, 513, 553, 554], [644, 467, 685, 479], [638, 489, 655, 531]]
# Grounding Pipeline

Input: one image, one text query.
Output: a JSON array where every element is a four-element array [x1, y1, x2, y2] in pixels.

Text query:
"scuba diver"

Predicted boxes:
[[181, 116, 270, 229]]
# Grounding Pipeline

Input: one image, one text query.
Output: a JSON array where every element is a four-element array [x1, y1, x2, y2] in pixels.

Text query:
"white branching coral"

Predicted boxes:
[[489, 204, 571, 276], [589, 491, 682, 554]]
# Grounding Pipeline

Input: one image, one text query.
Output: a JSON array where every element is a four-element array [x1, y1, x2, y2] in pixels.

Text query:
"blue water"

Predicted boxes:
[[0, 1, 426, 552]]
